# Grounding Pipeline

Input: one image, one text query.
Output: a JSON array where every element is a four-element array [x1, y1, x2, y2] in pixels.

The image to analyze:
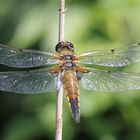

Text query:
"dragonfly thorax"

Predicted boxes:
[[62, 55, 76, 70], [64, 55, 73, 62]]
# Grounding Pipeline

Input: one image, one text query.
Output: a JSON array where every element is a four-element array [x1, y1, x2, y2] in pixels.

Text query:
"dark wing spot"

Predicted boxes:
[[107, 70, 111, 73], [111, 49, 115, 53], [136, 43, 140, 45], [19, 48, 24, 52]]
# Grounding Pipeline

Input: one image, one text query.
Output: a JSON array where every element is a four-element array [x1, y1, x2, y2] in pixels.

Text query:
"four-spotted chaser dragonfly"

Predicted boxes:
[[0, 42, 140, 123]]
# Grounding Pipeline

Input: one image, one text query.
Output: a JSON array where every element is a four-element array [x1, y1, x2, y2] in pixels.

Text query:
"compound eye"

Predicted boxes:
[[67, 42, 74, 51], [55, 42, 64, 52]]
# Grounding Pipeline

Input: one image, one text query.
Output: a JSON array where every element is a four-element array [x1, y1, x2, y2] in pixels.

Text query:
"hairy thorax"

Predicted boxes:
[[62, 55, 76, 70]]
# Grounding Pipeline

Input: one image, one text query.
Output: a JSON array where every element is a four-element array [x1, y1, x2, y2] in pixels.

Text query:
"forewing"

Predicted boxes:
[[80, 68, 140, 92], [78, 43, 140, 67], [0, 44, 59, 68], [0, 69, 57, 94]]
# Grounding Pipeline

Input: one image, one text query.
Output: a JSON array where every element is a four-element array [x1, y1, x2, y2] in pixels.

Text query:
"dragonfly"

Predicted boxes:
[[0, 42, 140, 123]]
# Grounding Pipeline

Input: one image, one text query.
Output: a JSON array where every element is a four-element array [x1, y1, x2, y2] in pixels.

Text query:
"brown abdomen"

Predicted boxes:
[[62, 70, 80, 123]]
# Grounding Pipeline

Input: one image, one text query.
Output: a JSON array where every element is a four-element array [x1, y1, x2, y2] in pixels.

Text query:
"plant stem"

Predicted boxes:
[[55, 86, 63, 140], [55, 0, 65, 140], [58, 0, 65, 42]]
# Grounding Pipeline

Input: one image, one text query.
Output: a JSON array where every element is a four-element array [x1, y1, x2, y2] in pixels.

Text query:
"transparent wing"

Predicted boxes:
[[80, 68, 140, 92], [0, 69, 57, 94], [0, 44, 59, 68], [77, 43, 140, 67]]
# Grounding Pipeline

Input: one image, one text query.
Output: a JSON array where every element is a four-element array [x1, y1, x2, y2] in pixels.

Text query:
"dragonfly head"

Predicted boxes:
[[55, 41, 74, 53]]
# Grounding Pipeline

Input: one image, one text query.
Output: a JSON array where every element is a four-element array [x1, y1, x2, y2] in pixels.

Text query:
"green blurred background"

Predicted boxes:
[[0, 0, 140, 140]]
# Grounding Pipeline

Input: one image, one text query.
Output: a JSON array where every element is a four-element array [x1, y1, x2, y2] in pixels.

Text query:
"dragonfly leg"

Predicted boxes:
[[76, 66, 89, 73], [49, 66, 62, 73]]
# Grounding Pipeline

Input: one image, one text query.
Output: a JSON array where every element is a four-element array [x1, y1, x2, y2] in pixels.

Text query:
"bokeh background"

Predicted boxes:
[[0, 0, 140, 140]]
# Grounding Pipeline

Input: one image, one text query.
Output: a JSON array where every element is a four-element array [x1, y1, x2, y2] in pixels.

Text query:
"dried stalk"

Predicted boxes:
[[58, 0, 65, 42], [55, 0, 65, 140]]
